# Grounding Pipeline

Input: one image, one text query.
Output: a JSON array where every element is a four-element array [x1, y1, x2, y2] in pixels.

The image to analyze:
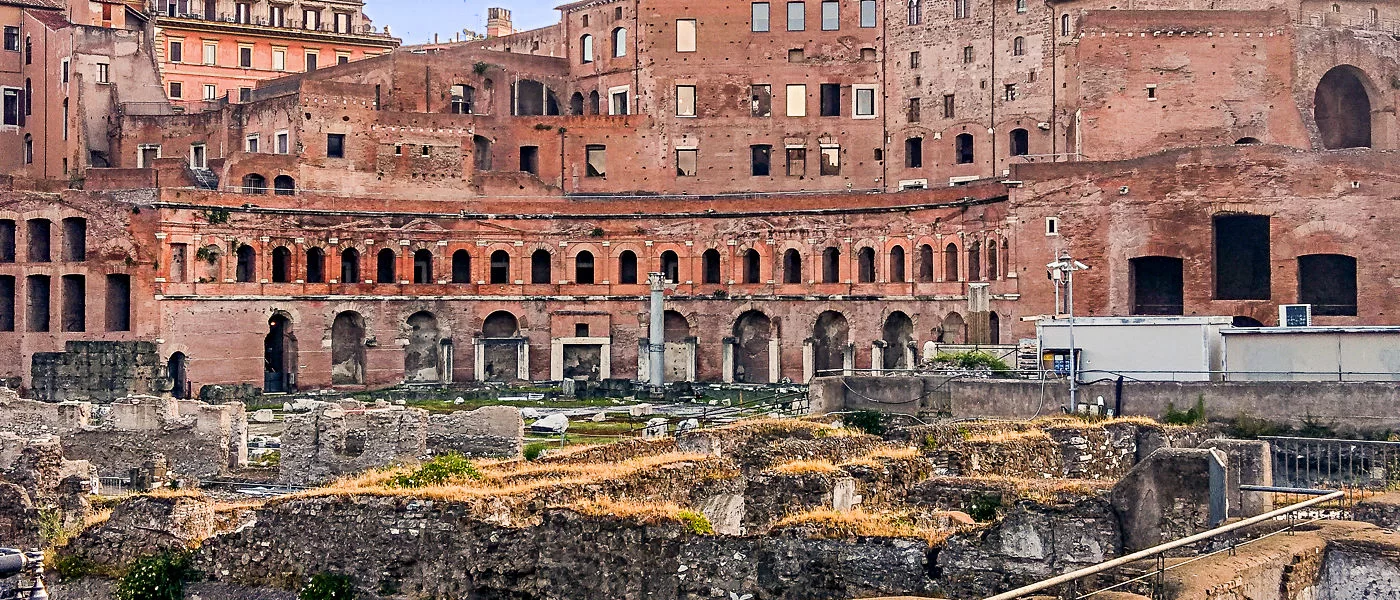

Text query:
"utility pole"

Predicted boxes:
[[1048, 253, 1089, 414], [647, 272, 665, 392]]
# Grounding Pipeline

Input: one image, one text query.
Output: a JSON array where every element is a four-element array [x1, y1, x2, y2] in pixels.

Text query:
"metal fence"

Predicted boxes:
[[1261, 436, 1400, 507]]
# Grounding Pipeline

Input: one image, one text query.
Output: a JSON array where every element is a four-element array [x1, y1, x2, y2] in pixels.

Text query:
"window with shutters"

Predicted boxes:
[[169, 39, 184, 63]]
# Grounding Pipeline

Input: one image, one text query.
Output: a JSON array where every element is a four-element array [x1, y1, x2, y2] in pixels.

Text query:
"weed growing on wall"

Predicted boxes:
[[114, 551, 193, 600], [385, 453, 483, 488], [842, 411, 888, 436], [1164, 396, 1207, 426], [676, 510, 715, 535], [522, 442, 550, 462], [300, 572, 356, 600]]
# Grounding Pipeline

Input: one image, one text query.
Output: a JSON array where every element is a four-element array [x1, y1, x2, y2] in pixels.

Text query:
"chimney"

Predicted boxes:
[[486, 7, 514, 38]]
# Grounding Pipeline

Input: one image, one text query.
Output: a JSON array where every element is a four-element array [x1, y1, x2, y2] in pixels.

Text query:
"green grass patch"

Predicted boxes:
[[300, 572, 356, 600], [677, 510, 715, 535], [385, 453, 483, 489], [114, 551, 194, 600]]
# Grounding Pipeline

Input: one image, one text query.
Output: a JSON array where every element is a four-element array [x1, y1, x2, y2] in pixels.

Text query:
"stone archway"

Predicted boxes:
[[733, 310, 772, 383], [812, 311, 849, 377], [404, 311, 442, 383], [1315, 65, 1373, 149], [264, 314, 297, 393], [882, 311, 914, 370], [331, 311, 367, 385]]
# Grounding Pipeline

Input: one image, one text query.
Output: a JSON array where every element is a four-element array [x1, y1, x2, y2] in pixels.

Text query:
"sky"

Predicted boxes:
[[366, 0, 561, 45]]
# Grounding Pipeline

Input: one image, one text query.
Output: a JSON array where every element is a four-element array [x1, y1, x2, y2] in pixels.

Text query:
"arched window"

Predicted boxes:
[[1331, 3, 1341, 12], [908, 0, 921, 25], [235, 245, 256, 283], [242, 173, 267, 194], [783, 249, 802, 284], [1009, 128, 1029, 157], [531, 249, 552, 284], [452, 250, 471, 283], [1371, 7, 1379, 24], [661, 250, 680, 283], [490, 250, 510, 284], [1061, 13, 1071, 36], [376, 248, 396, 284], [413, 249, 433, 284], [917, 245, 934, 282], [271, 246, 292, 283], [580, 34, 594, 63], [743, 249, 761, 284], [857, 247, 876, 283], [306, 247, 325, 283], [702, 249, 721, 284], [822, 247, 840, 283], [341, 248, 361, 283], [955, 133, 974, 164], [890, 246, 906, 283], [273, 175, 296, 195], [575, 251, 595, 284], [570, 92, 585, 115], [612, 28, 627, 57], [589, 90, 601, 114], [944, 243, 959, 281], [618, 250, 638, 284], [1012, 36, 1025, 56]]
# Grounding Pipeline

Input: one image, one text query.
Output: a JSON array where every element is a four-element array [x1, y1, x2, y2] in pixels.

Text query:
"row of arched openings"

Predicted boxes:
[[241, 174, 296, 195], [229, 242, 1011, 285]]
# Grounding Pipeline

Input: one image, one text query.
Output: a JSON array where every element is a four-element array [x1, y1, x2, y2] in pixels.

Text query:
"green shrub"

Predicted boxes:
[[1227, 414, 1283, 439], [1164, 396, 1207, 426], [843, 411, 888, 436], [967, 494, 1003, 522], [385, 453, 483, 489], [114, 551, 193, 600], [930, 351, 1012, 373], [300, 572, 356, 600], [1297, 413, 1338, 439], [677, 510, 715, 535], [522, 443, 549, 462], [55, 555, 105, 580]]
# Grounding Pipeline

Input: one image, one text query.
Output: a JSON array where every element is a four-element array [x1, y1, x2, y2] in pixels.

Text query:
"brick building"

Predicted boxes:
[[0, 0, 1397, 397], [150, 0, 399, 108]]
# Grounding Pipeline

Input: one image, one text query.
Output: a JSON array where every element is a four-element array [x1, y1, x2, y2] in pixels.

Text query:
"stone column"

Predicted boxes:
[[802, 339, 815, 382], [967, 283, 991, 344]]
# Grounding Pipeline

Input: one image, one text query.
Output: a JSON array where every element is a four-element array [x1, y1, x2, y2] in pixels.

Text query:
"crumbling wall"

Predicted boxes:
[[425, 405, 524, 458], [30, 341, 164, 403], [59, 494, 216, 573], [191, 497, 939, 600], [0, 393, 243, 479], [279, 403, 429, 485], [1110, 448, 1225, 552], [0, 481, 40, 549]]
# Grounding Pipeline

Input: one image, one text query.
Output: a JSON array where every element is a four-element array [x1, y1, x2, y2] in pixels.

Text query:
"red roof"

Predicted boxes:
[[26, 9, 71, 31], [0, 0, 64, 9]]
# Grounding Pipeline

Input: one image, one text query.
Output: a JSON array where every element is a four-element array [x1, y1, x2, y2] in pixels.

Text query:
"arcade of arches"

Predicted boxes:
[[176, 301, 1006, 391]]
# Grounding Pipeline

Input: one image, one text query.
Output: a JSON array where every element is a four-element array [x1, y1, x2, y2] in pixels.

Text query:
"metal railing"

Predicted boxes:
[[1297, 11, 1400, 36], [1262, 436, 1400, 508], [984, 489, 1346, 600]]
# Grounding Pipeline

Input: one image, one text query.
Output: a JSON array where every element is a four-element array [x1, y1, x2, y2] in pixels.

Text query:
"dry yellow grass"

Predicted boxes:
[[932, 475, 1111, 503], [965, 430, 1053, 444], [83, 508, 112, 529], [768, 460, 842, 476], [840, 446, 922, 469], [774, 509, 954, 545], [567, 499, 686, 524], [725, 417, 863, 438], [298, 452, 715, 504]]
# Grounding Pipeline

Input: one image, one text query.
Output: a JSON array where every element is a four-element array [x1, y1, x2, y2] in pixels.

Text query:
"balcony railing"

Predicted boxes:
[[157, 11, 396, 39]]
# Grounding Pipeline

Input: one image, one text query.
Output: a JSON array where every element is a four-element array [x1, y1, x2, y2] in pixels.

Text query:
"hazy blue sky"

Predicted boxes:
[[366, 1, 560, 45]]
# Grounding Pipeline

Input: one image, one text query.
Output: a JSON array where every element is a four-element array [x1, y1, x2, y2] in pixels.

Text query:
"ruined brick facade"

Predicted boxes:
[[0, 0, 1398, 393]]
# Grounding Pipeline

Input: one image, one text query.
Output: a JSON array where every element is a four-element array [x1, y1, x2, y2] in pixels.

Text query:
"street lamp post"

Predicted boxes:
[[1048, 253, 1089, 414]]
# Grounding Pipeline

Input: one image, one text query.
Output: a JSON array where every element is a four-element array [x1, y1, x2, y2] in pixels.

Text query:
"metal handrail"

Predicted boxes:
[[982, 490, 1346, 600]]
